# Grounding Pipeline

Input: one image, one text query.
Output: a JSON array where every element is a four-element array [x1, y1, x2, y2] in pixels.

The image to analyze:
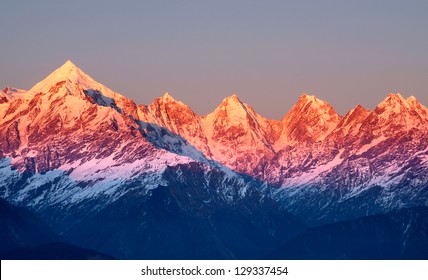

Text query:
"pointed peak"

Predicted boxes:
[[152, 92, 188, 108], [281, 93, 339, 123], [407, 95, 418, 104], [377, 93, 410, 109], [300, 93, 315, 100], [345, 104, 370, 119], [161, 92, 175, 101], [29, 60, 99, 94], [223, 94, 241, 103], [54, 60, 81, 76], [405, 95, 428, 116], [156, 92, 184, 105], [62, 59, 77, 68], [294, 93, 333, 111], [354, 104, 363, 110], [386, 93, 405, 101], [207, 94, 248, 118], [51, 60, 80, 77], [297, 93, 326, 105], [218, 95, 246, 111], [353, 104, 369, 112]]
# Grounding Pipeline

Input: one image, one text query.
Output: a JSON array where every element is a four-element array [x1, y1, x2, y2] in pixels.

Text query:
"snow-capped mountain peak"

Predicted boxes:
[[299, 93, 319, 103], [207, 94, 261, 128], [358, 93, 428, 138], [374, 93, 427, 119], [145, 91, 198, 127], [294, 94, 332, 110], [341, 104, 371, 126], [223, 94, 241, 103], [209, 94, 246, 116], [25, 60, 141, 119], [161, 91, 174, 101], [377, 93, 410, 110], [28, 60, 121, 102], [30, 60, 86, 93], [406, 95, 428, 120], [407, 95, 418, 104], [281, 93, 341, 124], [374, 93, 426, 116], [55, 59, 77, 75], [330, 104, 370, 140], [157, 92, 187, 107], [277, 93, 342, 145]]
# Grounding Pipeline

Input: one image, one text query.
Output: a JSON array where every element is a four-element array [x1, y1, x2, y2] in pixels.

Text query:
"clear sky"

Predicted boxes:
[[1, 0, 427, 119]]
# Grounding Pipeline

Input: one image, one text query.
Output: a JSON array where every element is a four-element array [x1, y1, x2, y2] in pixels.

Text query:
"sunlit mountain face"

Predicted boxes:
[[1, 61, 427, 259]]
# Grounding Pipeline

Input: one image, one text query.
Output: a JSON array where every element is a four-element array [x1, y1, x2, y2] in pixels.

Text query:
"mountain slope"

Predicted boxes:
[[0, 197, 113, 260], [1, 61, 428, 259], [61, 163, 303, 259], [269, 207, 428, 259], [137, 93, 211, 159], [0, 61, 304, 259], [0, 197, 57, 251]]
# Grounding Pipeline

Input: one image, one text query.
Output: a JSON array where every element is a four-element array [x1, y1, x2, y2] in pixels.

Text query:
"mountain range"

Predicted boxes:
[[1, 60, 427, 259]]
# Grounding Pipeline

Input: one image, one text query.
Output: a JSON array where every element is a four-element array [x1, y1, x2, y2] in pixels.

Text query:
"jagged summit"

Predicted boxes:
[[208, 94, 250, 119], [333, 104, 371, 137], [57, 59, 77, 73], [406, 95, 428, 120], [276, 94, 342, 144], [357, 93, 428, 137], [149, 92, 189, 111], [223, 94, 241, 102], [208, 94, 245, 114], [376, 93, 410, 110], [299, 93, 317, 101], [373, 93, 428, 122], [29, 60, 114, 97], [348, 104, 370, 116], [407, 95, 418, 104], [157, 92, 183, 105], [406, 95, 428, 114], [294, 93, 333, 110], [162, 92, 174, 100], [24, 60, 140, 116], [387, 92, 405, 100], [281, 93, 340, 122], [30, 60, 89, 92]]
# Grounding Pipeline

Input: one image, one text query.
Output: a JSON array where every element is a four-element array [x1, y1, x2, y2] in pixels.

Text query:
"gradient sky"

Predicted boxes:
[[1, 0, 427, 119]]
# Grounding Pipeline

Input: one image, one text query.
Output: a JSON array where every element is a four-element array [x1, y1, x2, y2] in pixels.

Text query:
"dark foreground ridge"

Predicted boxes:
[[269, 207, 428, 260]]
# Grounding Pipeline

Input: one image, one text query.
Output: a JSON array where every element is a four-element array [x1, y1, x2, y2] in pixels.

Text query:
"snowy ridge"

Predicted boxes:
[[0, 61, 428, 230]]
